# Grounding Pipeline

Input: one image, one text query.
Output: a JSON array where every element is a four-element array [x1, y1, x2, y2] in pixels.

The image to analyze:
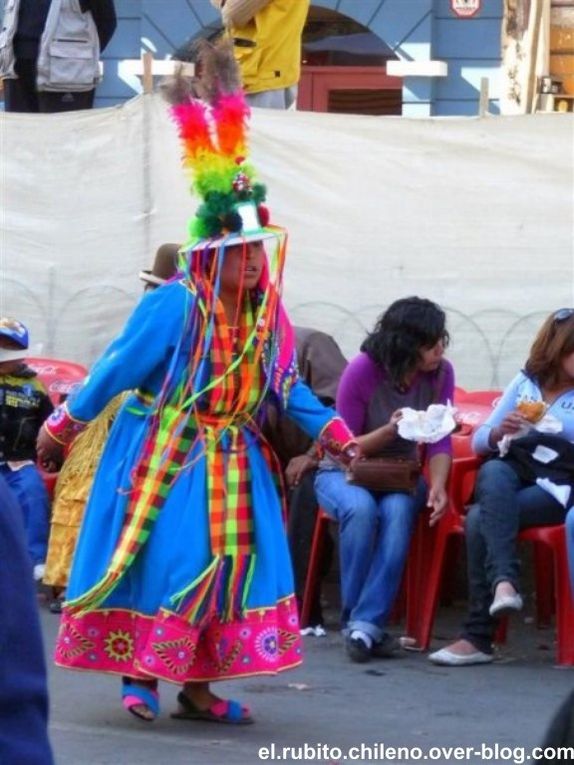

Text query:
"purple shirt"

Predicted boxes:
[[337, 352, 455, 460]]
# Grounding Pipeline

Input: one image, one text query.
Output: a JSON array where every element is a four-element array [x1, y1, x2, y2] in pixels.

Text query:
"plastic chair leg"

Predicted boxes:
[[494, 616, 509, 645], [300, 511, 330, 628], [533, 541, 554, 628], [405, 515, 454, 650], [552, 530, 574, 666]]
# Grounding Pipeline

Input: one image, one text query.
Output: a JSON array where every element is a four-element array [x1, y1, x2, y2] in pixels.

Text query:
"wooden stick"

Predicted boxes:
[[142, 52, 154, 95], [525, 0, 545, 113]]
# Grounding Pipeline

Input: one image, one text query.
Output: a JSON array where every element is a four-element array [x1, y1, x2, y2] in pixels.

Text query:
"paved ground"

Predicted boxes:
[[42, 597, 574, 765]]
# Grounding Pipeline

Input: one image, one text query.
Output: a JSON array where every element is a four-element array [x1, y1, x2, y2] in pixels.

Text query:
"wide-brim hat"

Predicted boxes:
[[188, 228, 278, 253], [139, 242, 182, 286]]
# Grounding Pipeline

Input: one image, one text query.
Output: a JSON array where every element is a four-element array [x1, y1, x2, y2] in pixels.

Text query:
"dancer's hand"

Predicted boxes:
[[36, 425, 64, 472]]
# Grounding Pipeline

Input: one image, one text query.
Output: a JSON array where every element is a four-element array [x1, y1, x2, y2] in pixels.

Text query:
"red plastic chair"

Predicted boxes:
[[405, 455, 574, 665], [26, 356, 88, 406], [455, 400, 499, 432], [453, 385, 468, 401], [404, 455, 479, 650], [300, 420, 486, 631], [300, 508, 331, 628], [494, 525, 574, 664], [455, 389, 502, 407]]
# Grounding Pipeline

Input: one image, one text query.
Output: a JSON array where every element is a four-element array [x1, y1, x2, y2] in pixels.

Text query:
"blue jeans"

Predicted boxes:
[[0, 464, 50, 565], [462, 459, 566, 653], [314, 469, 427, 642]]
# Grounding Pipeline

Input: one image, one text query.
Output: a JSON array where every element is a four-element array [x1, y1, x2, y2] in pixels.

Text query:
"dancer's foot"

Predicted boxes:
[[172, 682, 253, 724], [122, 678, 159, 722]]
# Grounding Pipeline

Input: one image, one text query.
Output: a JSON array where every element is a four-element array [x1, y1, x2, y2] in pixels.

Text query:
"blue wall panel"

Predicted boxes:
[[370, 0, 433, 53], [434, 19, 502, 58], [336, 0, 384, 27], [1, 0, 504, 116], [434, 61, 500, 98], [312, 0, 339, 11], [104, 17, 141, 58], [183, 0, 221, 26], [118, 0, 141, 17], [142, 0, 207, 51], [431, 0, 503, 115]]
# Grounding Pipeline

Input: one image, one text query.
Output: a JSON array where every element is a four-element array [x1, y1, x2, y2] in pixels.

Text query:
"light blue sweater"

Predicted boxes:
[[473, 372, 574, 455]]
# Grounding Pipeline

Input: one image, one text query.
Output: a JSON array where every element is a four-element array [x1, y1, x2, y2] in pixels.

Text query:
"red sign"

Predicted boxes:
[[450, 0, 481, 17]]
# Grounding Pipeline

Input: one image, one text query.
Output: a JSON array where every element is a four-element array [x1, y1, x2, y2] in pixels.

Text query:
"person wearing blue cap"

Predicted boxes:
[[0, 318, 53, 580]]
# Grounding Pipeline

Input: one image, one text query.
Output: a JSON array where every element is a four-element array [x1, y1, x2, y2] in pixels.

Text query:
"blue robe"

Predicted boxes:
[[55, 281, 347, 682]]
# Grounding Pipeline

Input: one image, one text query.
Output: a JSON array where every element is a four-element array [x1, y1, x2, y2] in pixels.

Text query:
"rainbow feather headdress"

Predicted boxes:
[[162, 39, 272, 250], [160, 37, 295, 402]]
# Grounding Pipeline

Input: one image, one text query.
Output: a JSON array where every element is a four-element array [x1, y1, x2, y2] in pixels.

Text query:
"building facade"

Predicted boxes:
[[100, 0, 505, 116]]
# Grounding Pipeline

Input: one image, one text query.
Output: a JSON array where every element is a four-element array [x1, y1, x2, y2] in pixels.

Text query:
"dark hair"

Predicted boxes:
[[361, 296, 449, 386], [525, 310, 574, 388]]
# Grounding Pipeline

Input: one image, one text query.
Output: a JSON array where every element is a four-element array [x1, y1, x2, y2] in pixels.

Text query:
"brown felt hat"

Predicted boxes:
[[139, 243, 181, 286]]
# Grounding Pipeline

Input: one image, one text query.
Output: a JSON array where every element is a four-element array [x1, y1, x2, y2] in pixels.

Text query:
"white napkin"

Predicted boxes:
[[497, 413, 563, 457], [397, 403, 457, 444]]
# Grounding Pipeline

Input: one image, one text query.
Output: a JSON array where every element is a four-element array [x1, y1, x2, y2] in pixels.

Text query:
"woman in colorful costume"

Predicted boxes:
[[37, 42, 354, 725]]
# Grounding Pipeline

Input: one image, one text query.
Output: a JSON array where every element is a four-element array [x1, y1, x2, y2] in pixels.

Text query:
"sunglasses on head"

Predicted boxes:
[[554, 308, 574, 322]]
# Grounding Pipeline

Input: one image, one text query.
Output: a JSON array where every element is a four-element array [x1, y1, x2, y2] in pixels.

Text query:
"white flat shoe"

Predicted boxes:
[[489, 593, 523, 618], [428, 647, 494, 666]]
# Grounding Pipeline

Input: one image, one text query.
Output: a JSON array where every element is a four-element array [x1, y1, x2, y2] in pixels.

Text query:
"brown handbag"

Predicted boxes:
[[345, 362, 446, 493], [346, 457, 421, 493]]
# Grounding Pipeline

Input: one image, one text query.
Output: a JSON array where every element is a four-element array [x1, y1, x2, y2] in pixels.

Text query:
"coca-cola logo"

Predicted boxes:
[[29, 364, 58, 375], [49, 381, 83, 394]]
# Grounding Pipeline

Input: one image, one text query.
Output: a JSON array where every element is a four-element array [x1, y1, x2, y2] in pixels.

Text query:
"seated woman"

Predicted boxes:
[[430, 308, 574, 666], [315, 297, 454, 662]]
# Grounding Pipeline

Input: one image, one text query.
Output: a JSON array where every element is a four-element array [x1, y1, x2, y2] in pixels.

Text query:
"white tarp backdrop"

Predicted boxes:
[[1, 95, 573, 389]]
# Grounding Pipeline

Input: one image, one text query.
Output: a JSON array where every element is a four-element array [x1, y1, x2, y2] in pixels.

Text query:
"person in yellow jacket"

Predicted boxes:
[[211, 0, 310, 109]]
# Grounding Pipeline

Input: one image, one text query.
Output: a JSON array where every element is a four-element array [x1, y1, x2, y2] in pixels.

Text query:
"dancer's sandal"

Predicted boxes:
[[121, 678, 160, 722], [171, 691, 253, 725]]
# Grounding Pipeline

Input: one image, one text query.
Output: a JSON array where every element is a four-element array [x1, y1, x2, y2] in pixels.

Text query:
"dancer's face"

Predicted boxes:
[[220, 240, 266, 294]]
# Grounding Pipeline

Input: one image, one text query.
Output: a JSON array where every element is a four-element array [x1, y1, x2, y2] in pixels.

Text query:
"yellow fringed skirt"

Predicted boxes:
[[43, 394, 127, 587]]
